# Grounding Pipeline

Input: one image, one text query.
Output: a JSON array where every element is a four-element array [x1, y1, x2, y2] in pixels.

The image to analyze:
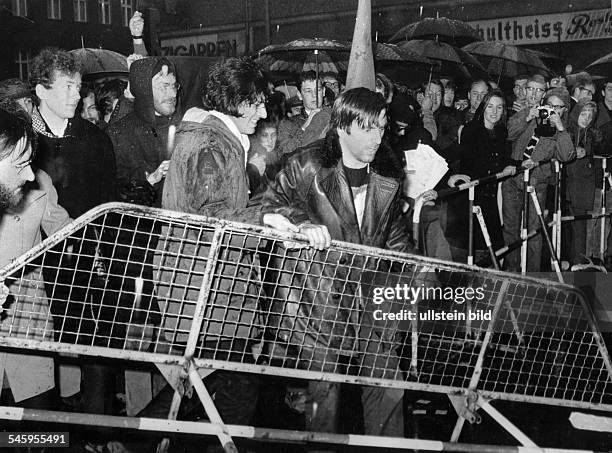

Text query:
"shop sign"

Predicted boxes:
[[160, 31, 245, 57], [468, 8, 612, 45]]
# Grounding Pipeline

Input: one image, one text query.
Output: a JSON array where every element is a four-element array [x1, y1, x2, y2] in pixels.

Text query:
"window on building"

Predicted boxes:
[[11, 0, 28, 17], [15, 50, 30, 80], [47, 0, 62, 19], [99, 0, 111, 24], [121, 0, 134, 27], [74, 0, 87, 22]]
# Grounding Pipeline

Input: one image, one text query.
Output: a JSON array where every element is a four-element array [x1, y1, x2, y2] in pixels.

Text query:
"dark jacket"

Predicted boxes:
[[566, 101, 600, 209], [106, 57, 181, 206], [276, 106, 331, 155], [32, 110, 116, 218], [460, 120, 511, 186], [261, 131, 415, 354]]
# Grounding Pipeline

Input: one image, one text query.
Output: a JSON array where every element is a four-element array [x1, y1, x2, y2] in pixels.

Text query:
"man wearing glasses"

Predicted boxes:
[[569, 76, 596, 111], [509, 74, 529, 116], [502, 77, 575, 272], [107, 57, 181, 206]]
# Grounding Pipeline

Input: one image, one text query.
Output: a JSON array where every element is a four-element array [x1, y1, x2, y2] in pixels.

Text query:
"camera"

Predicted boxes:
[[537, 105, 555, 119], [535, 105, 557, 137]]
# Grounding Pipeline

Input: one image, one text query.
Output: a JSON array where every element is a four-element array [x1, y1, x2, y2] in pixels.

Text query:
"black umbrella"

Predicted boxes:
[[69, 48, 128, 81], [389, 17, 482, 47], [398, 40, 486, 81], [462, 42, 552, 82]]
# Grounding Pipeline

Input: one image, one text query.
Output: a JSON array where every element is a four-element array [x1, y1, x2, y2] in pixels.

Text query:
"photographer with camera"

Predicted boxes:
[[502, 76, 575, 272]]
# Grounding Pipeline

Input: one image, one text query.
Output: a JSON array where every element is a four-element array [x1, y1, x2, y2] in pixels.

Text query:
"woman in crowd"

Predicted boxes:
[[457, 89, 515, 255], [566, 100, 600, 266]]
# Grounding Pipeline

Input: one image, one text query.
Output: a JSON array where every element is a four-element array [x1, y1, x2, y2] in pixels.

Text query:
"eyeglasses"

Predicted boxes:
[[14, 159, 32, 174], [513, 85, 527, 91], [547, 104, 565, 111], [579, 87, 594, 96], [526, 87, 545, 93]]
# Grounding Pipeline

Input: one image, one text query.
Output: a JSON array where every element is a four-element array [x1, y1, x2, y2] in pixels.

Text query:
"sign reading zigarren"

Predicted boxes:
[[160, 31, 245, 57], [468, 8, 612, 45]]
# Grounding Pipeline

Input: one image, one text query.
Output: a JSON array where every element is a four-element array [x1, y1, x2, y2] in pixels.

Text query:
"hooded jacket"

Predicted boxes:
[[106, 57, 181, 206]]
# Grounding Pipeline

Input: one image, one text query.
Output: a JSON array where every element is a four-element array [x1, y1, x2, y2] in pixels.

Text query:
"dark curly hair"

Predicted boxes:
[[29, 47, 81, 89], [203, 57, 267, 117]]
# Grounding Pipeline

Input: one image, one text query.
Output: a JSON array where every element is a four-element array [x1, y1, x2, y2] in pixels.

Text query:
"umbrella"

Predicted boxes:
[[585, 52, 612, 77], [374, 42, 432, 65], [257, 50, 347, 75], [374, 42, 438, 87], [69, 48, 128, 80], [257, 38, 350, 79], [462, 41, 552, 82], [527, 49, 566, 75], [389, 17, 482, 47], [398, 39, 486, 80]]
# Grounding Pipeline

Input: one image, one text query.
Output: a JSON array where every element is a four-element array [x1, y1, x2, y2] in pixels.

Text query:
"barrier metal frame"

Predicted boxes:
[[1, 202, 612, 452]]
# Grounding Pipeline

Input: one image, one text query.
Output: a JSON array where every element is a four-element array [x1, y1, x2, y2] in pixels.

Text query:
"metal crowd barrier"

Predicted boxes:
[[0, 202, 611, 452]]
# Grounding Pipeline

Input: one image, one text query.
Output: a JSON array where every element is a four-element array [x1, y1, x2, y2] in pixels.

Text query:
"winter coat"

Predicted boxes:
[[157, 115, 262, 346], [0, 170, 70, 402], [507, 107, 575, 181], [261, 131, 415, 356], [460, 120, 511, 192], [32, 109, 116, 218], [106, 57, 181, 207], [566, 101, 599, 209], [277, 107, 331, 155]]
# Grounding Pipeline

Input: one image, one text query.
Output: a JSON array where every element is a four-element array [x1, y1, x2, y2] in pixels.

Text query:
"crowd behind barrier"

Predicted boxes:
[[2, 12, 612, 451]]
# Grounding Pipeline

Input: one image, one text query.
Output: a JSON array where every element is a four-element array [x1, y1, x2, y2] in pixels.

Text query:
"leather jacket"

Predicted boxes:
[[262, 131, 415, 355]]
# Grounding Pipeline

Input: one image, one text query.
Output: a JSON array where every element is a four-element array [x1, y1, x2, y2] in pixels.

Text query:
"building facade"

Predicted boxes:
[[2, 0, 612, 80], [0, 0, 141, 80], [156, 0, 612, 73]]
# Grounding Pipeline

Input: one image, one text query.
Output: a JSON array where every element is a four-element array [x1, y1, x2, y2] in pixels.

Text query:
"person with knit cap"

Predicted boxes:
[[502, 79, 575, 272], [0, 78, 34, 116]]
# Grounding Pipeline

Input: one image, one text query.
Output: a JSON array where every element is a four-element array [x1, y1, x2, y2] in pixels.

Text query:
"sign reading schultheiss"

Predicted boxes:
[[468, 8, 612, 45]]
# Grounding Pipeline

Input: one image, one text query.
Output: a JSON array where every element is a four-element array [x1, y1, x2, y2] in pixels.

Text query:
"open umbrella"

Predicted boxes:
[[462, 41, 552, 82], [374, 42, 438, 86], [256, 38, 351, 97], [374, 42, 432, 65], [69, 48, 128, 80], [398, 39, 486, 80], [585, 51, 612, 77], [389, 17, 482, 47], [528, 49, 566, 75], [257, 49, 347, 75]]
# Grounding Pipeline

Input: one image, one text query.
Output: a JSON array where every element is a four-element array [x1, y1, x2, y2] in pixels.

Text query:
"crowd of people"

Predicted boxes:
[[1, 11, 612, 452]]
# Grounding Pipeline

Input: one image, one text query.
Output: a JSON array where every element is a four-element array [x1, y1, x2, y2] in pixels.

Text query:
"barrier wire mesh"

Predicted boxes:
[[1, 202, 611, 412]]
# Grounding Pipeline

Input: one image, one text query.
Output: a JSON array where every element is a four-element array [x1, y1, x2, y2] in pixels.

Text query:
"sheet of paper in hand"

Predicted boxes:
[[403, 143, 448, 199]]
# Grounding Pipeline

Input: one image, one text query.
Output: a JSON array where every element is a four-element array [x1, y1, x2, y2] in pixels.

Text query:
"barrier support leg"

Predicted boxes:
[[473, 205, 499, 270], [521, 169, 530, 276], [528, 186, 564, 283], [188, 363, 239, 453], [468, 186, 475, 266], [156, 388, 184, 453], [477, 397, 537, 447]]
